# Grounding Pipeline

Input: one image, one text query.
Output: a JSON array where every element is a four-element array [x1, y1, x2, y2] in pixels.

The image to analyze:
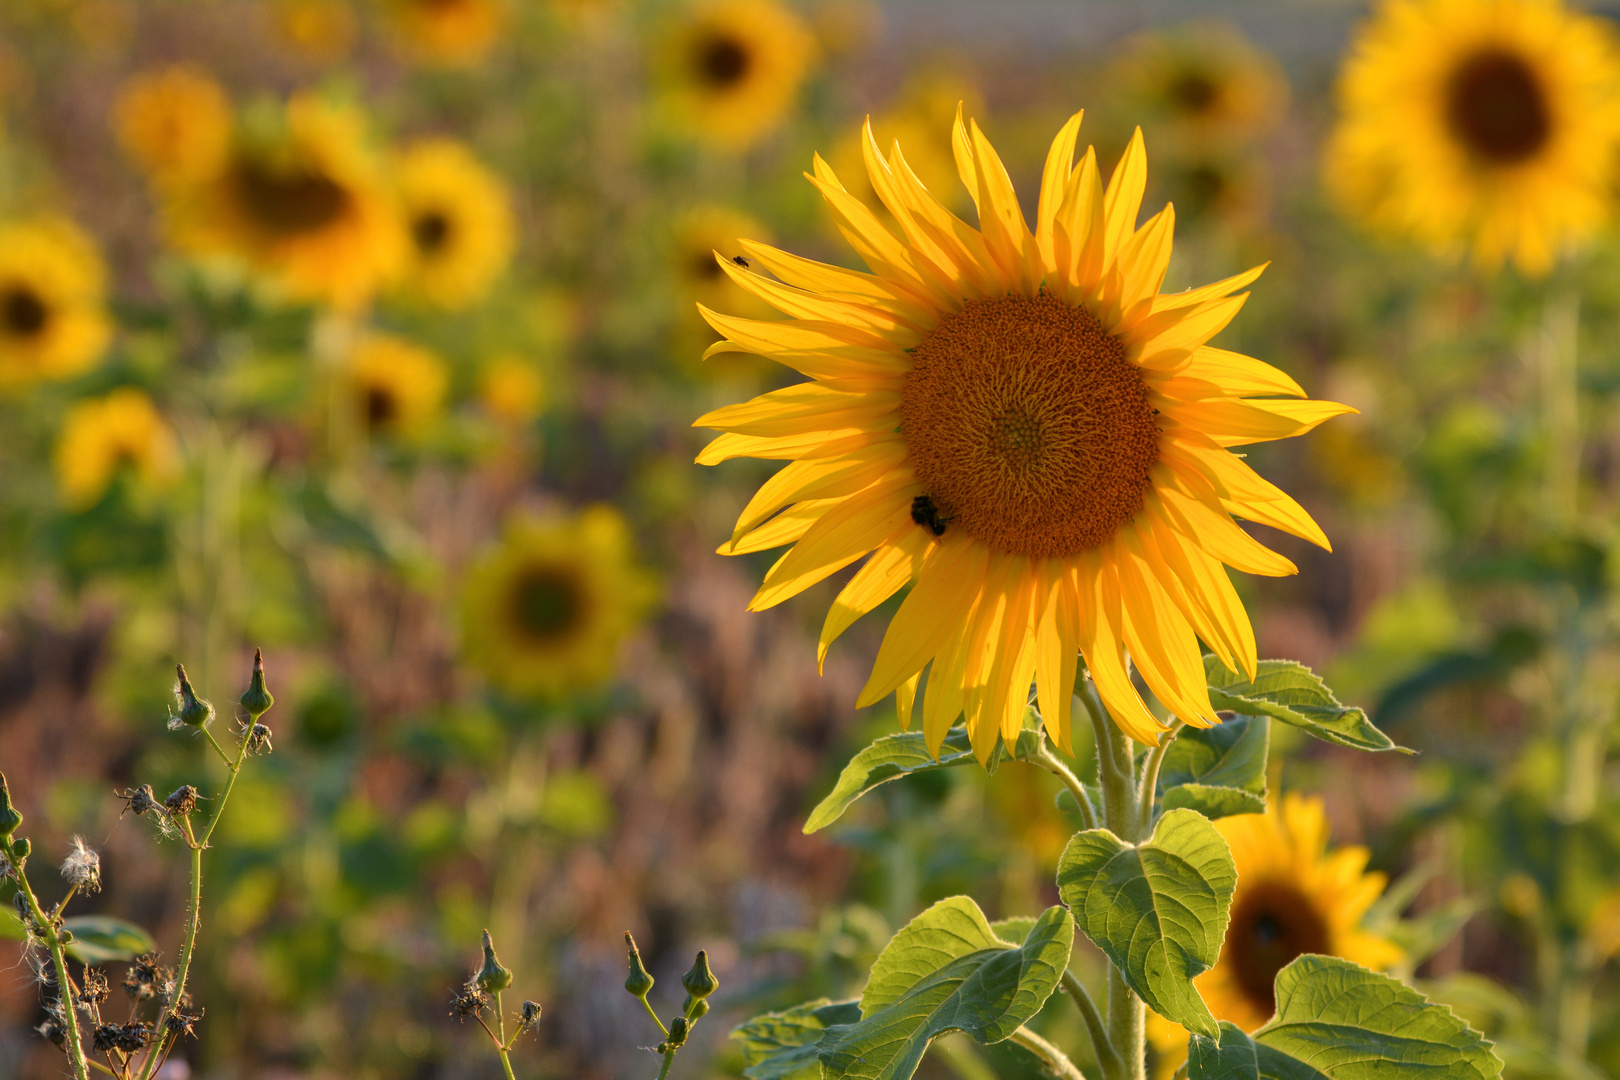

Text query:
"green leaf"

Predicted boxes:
[[1189, 956, 1503, 1079], [1203, 657, 1410, 754], [733, 999, 861, 1080], [1161, 715, 1269, 796], [1163, 784, 1266, 819], [1056, 809, 1235, 1038], [817, 899, 1073, 1080], [804, 725, 1041, 834], [0, 910, 23, 941], [989, 916, 1037, 944], [62, 916, 156, 965]]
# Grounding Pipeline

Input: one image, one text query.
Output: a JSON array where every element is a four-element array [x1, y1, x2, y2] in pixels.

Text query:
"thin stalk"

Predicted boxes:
[[1062, 969, 1121, 1080], [655, 1047, 678, 1080], [494, 992, 518, 1080], [8, 848, 91, 1080], [134, 716, 256, 1080], [1135, 723, 1182, 840], [1009, 1025, 1091, 1080], [1078, 681, 1122, 786], [1033, 738, 1098, 832], [637, 995, 669, 1037], [88, 1060, 118, 1078]]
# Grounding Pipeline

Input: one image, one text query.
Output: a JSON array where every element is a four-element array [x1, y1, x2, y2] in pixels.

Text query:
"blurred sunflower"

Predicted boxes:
[[694, 112, 1351, 758], [478, 354, 544, 426], [460, 507, 657, 698], [830, 67, 984, 215], [656, 0, 816, 150], [672, 204, 771, 315], [1327, 0, 1620, 275], [0, 218, 112, 388], [1146, 793, 1402, 1077], [1111, 23, 1288, 147], [54, 387, 179, 508], [167, 93, 405, 311], [384, 0, 502, 66], [270, 0, 358, 63], [344, 334, 448, 439], [393, 138, 514, 310], [112, 66, 232, 189]]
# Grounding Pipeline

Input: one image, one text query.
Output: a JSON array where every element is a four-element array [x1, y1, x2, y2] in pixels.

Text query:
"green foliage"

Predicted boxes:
[[804, 725, 1042, 834], [732, 999, 861, 1080], [1187, 956, 1503, 1080], [813, 898, 1072, 1080], [1158, 716, 1269, 819], [1203, 657, 1410, 754], [61, 916, 158, 965], [1056, 809, 1236, 1038]]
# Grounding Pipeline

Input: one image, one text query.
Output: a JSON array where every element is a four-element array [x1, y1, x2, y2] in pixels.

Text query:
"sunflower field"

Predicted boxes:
[[6, 0, 1620, 1078]]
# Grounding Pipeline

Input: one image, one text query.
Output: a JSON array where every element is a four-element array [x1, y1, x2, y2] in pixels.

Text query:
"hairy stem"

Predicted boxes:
[[1107, 964, 1146, 1080], [494, 992, 518, 1080], [1063, 969, 1122, 1080], [8, 846, 91, 1080], [1135, 722, 1182, 839], [1033, 738, 1098, 832], [655, 1047, 678, 1080], [1010, 1025, 1092, 1080]]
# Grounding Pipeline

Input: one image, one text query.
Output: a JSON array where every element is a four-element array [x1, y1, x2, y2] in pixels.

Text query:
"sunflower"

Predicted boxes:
[[1111, 22, 1288, 148], [0, 218, 112, 388], [54, 388, 180, 508], [112, 66, 232, 189], [270, 0, 358, 63], [1146, 793, 1402, 1077], [384, 0, 502, 67], [673, 205, 772, 315], [1326, 0, 1620, 275], [166, 92, 405, 311], [392, 138, 514, 310], [656, 0, 817, 150], [830, 68, 985, 217], [479, 354, 544, 425], [460, 507, 657, 698], [693, 112, 1352, 759], [344, 334, 447, 439]]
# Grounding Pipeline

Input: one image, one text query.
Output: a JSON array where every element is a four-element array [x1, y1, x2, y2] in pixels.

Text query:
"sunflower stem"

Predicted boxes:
[[1106, 964, 1146, 1080], [1009, 1025, 1092, 1080], [1135, 722, 1181, 839], [1032, 737, 1098, 833], [1063, 969, 1122, 1080]]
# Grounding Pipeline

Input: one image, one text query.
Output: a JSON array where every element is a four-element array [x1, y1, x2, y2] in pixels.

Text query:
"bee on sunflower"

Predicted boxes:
[[694, 111, 1352, 760], [1145, 792, 1403, 1078], [112, 66, 232, 189], [0, 218, 112, 389], [344, 334, 448, 440], [383, 0, 503, 66], [1327, 0, 1620, 275], [54, 387, 180, 509], [392, 139, 514, 311], [655, 0, 817, 150], [460, 507, 658, 699], [164, 92, 405, 311]]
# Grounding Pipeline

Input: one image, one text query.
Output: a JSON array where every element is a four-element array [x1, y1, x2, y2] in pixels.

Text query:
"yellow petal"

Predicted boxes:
[[923, 622, 972, 756], [1078, 551, 1169, 744], [896, 671, 921, 731], [696, 380, 901, 437], [1178, 347, 1305, 399], [1037, 111, 1084, 274], [1154, 467, 1299, 577], [1162, 435, 1331, 550], [1149, 263, 1267, 315], [1144, 501, 1257, 679], [1114, 530, 1220, 727], [1160, 397, 1356, 447], [1130, 293, 1249, 365], [718, 254, 925, 339], [750, 470, 918, 610], [697, 429, 867, 465], [1059, 146, 1107, 296], [731, 437, 907, 542], [808, 158, 950, 305], [723, 498, 838, 555], [859, 535, 990, 707], [1102, 127, 1147, 275], [968, 118, 1037, 293], [819, 524, 931, 670], [700, 306, 910, 381], [1108, 203, 1176, 329], [887, 143, 1001, 297], [1033, 560, 1079, 754], [737, 239, 925, 317]]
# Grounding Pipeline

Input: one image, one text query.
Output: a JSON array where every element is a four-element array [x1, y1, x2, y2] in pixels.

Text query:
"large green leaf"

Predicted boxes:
[[733, 999, 862, 1080], [1188, 956, 1502, 1080], [1203, 658, 1409, 754], [816, 899, 1073, 1080], [804, 725, 1042, 834], [1056, 809, 1235, 1038], [1164, 784, 1266, 819], [62, 916, 156, 965], [1158, 716, 1269, 820]]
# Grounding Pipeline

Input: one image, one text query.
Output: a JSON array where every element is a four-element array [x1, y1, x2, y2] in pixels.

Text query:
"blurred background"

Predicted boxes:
[[2, 0, 1620, 1078]]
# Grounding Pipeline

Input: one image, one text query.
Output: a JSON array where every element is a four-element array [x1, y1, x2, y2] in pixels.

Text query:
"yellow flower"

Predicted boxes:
[[460, 507, 657, 698], [0, 218, 112, 388], [1111, 22, 1288, 147], [112, 66, 232, 188], [393, 138, 514, 310], [656, 0, 817, 150], [167, 93, 405, 311], [1146, 793, 1403, 1076], [54, 388, 179, 508], [479, 355, 544, 425], [1326, 0, 1620, 275], [345, 334, 448, 438], [385, 0, 503, 67], [694, 112, 1353, 759], [672, 204, 772, 315], [830, 68, 985, 215], [270, 0, 358, 63]]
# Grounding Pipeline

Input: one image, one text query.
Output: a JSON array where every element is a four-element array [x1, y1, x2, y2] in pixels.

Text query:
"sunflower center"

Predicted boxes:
[[1225, 880, 1332, 1017], [696, 33, 751, 88], [364, 386, 398, 430], [1169, 71, 1219, 115], [1444, 48, 1551, 165], [508, 566, 584, 642], [1, 286, 49, 338], [233, 157, 352, 235], [413, 210, 453, 254], [900, 293, 1159, 559]]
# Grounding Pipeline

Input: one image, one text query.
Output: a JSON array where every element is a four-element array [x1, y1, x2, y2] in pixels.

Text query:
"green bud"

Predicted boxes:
[[0, 772, 22, 838], [239, 649, 274, 718], [475, 929, 513, 993], [667, 1015, 689, 1047], [685, 996, 710, 1021], [680, 949, 717, 1000], [174, 665, 214, 728], [623, 932, 654, 999], [12, 837, 29, 861]]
